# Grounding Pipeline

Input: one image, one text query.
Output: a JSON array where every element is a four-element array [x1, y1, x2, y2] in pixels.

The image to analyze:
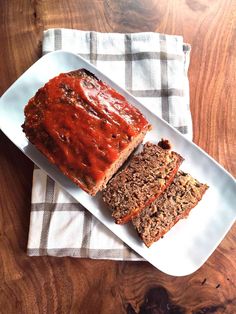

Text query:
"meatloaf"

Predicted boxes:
[[132, 171, 208, 247], [22, 69, 151, 195], [102, 142, 184, 224]]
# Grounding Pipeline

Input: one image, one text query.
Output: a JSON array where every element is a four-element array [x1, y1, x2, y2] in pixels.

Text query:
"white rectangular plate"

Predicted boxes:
[[0, 51, 235, 276]]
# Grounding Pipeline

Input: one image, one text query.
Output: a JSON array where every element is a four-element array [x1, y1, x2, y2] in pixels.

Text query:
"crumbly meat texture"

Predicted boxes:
[[22, 69, 151, 195], [102, 142, 184, 224], [132, 171, 208, 247]]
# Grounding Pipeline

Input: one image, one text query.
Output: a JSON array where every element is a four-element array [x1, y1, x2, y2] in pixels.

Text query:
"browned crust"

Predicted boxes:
[[158, 138, 172, 150]]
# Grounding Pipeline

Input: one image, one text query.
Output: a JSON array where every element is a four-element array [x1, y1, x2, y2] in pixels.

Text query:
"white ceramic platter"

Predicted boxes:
[[0, 51, 235, 276]]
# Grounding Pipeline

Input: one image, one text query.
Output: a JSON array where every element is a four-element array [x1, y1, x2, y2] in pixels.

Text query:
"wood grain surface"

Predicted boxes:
[[0, 0, 236, 313]]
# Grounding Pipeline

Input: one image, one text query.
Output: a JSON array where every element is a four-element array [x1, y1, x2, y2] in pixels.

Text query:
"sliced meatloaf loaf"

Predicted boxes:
[[132, 171, 208, 247], [102, 142, 184, 224], [22, 69, 151, 196]]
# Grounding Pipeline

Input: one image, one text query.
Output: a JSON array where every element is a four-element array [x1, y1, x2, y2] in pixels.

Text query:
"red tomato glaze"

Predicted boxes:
[[24, 69, 150, 189]]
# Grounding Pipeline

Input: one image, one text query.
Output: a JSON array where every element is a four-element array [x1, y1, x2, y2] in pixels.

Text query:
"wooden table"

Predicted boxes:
[[1, 1, 236, 313]]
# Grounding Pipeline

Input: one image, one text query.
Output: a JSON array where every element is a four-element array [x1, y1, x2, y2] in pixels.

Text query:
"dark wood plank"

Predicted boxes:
[[0, 0, 236, 313]]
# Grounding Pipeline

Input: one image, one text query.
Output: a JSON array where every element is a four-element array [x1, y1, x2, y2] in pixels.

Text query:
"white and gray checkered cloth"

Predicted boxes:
[[27, 29, 192, 259]]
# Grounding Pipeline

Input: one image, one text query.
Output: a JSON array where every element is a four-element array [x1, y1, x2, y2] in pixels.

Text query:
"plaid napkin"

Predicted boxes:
[[27, 29, 192, 259]]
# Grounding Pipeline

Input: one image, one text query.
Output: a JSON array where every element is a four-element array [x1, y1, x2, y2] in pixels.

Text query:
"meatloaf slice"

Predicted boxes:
[[102, 142, 184, 224], [22, 69, 151, 196], [132, 171, 208, 247]]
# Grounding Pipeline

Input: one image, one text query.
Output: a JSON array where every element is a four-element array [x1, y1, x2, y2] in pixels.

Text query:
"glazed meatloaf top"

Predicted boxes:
[[22, 69, 151, 195], [132, 171, 208, 247], [102, 142, 184, 224]]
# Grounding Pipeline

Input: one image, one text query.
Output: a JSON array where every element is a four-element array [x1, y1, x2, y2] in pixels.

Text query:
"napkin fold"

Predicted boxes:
[[27, 29, 192, 260]]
